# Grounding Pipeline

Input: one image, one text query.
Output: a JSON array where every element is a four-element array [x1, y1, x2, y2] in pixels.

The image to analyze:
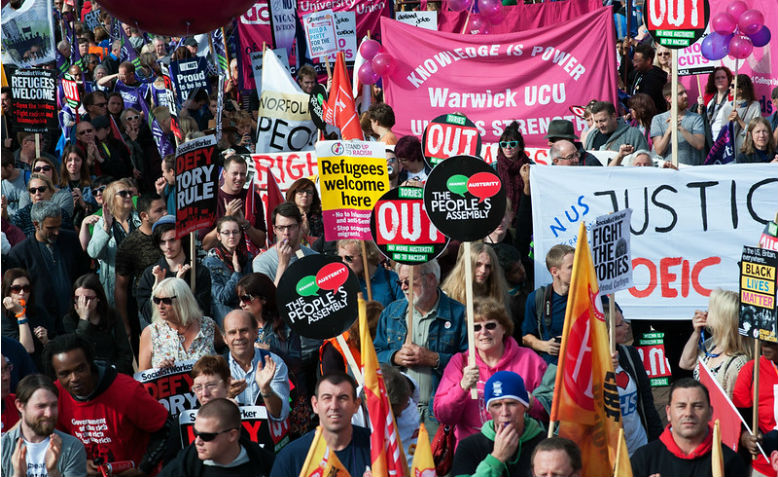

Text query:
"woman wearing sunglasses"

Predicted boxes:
[[11, 174, 74, 238], [493, 121, 530, 217], [86, 180, 141, 306], [139, 277, 221, 371], [59, 145, 97, 229], [679, 288, 751, 398], [434, 297, 547, 444], [203, 216, 254, 326], [62, 273, 133, 375], [2, 268, 55, 364], [17, 157, 74, 217]]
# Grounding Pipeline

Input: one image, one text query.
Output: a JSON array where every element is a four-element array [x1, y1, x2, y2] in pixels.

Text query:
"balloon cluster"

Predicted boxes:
[[357, 39, 395, 85], [449, 0, 506, 35], [702, 1, 771, 60]]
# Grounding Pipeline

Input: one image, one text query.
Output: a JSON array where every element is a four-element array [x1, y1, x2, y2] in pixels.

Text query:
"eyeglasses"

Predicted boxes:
[[500, 140, 519, 148], [341, 255, 359, 264], [33, 165, 52, 172], [77, 128, 95, 135], [274, 223, 299, 232], [473, 322, 499, 332], [193, 427, 237, 442], [116, 190, 132, 198], [152, 296, 176, 305], [9, 285, 31, 293], [192, 382, 223, 393], [73, 295, 98, 303], [557, 153, 578, 162], [93, 186, 106, 195], [657, 52, 671, 56], [296, 189, 315, 196], [125, 115, 139, 121], [93, 102, 107, 107], [218, 229, 241, 236], [239, 294, 256, 303], [28, 186, 48, 194]]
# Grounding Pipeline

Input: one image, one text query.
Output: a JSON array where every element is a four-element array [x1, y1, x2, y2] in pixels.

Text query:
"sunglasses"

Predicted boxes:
[[116, 190, 132, 198], [125, 115, 139, 121], [296, 189, 315, 196], [28, 186, 48, 194], [500, 140, 519, 148], [93, 186, 106, 195], [93, 102, 107, 107], [10, 285, 31, 293], [473, 322, 499, 332], [152, 296, 176, 305], [193, 427, 237, 442], [77, 128, 95, 135], [239, 294, 256, 303], [341, 255, 358, 264], [33, 165, 52, 172]]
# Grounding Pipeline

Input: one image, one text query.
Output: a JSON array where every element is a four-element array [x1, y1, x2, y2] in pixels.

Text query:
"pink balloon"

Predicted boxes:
[[728, 34, 753, 59], [711, 12, 737, 35], [448, 0, 473, 13], [359, 39, 381, 61], [99, 0, 255, 35], [738, 9, 764, 35], [482, 0, 504, 21], [468, 14, 490, 34], [358, 62, 380, 85], [371, 52, 395, 76], [726, 0, 748, 21]]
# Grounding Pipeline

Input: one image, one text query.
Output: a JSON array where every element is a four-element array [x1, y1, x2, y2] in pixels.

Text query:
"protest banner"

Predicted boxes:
[[303, 9, 338, 59], [318, 140, 388, 241], [297, 0, 391, 45], [320, 12, 357, 65], [643, 0, 710, 49], [256, 48, 317, 153], [437, 0, 600, 34], [9, 68, 57, 134], [61, 73, 81, 109], [737, 246, 777, 342], [309, 84, 328, 130], [1, 0, 56, 67], [370, 187, 448, 264], [530, 164, 778, 320], [134, 360, 197, 415], [236, 2, 274, 90], [422, 113, 482, 167], [634, 331, 672, 386], [250, 48, 291, 94], [759, 221, 778, 252], [381, 8, 617, 147], [591, 209, 634, 295], [276, 254, 360, 340], [423, 155, 505, 243], [395, 11, 437, 30], [677, 28, 720, 76], [84, 10, 101, 32], [169, 57, 211, 105], [179, 406, 291, 452], [175, 135, 218, 239], [269, 0, 297, 54]]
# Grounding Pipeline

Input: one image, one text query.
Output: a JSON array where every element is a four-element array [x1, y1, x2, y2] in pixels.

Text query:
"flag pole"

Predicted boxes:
[[712, 419, 723, 477], [609, 293, 616, 355], [671, 48, 679, 168], [463, 241, 477, 399], [406, 266, 414, 344], [613, 428, 625, 477], [361, 241, 373, 301], [336, 332, 364, 386], [752, 337, 760, 460]]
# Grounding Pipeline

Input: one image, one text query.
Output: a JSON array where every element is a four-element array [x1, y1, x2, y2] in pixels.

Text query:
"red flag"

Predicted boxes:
[[324, 52, 364, 141], [262, 166, 285, 248], [697, 358, 745, 452]]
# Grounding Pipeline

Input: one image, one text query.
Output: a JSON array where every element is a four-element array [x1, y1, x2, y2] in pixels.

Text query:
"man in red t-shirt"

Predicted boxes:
[[47, 334, 171, 476], [1, 356, 20, 433]]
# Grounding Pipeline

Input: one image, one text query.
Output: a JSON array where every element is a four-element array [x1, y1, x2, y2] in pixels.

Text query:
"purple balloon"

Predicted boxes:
[[748, 25, 771, 47], [359, 39, 381, 61], [358, 61, 380, 85], [711, 12, 737, 35], [726, 0, 748, 21], [728, 34, 753, 59], [701, 32, 731, 60], [738, 9, 764, 35], [371, 52, 394, 76]]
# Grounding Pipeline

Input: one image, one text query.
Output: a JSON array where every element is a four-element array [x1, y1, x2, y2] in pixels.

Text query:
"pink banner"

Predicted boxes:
[[237, 2, 274, 90], [381, 8, 618, 147], [680, 0, 778, 116], [297, 0, 391, 42], [437, 0, 600, 34]]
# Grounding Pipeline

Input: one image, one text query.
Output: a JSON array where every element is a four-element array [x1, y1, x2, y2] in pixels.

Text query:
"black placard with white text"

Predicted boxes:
[[10, 68, 57, 133], [175, 135, 218, 239]]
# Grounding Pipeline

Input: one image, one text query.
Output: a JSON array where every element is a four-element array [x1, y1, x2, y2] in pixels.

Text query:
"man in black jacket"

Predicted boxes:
[[628, 43, 668, 114], [159, 398, 273, 476]]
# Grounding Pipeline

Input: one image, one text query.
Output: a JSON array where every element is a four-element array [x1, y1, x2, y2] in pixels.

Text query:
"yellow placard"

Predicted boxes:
[[741, 275, 775, 295]]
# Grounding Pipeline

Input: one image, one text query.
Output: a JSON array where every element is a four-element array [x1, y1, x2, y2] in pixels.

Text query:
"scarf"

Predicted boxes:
[[496, 151, 529, 210], [213, 243, 248, 273], [658, 424, 713, 460]]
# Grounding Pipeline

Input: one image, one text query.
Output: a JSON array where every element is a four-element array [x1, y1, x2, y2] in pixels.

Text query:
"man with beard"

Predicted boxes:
[[47, 334, 171, 476], [650, 82, 706, 165], [1, 374, 86, 477]]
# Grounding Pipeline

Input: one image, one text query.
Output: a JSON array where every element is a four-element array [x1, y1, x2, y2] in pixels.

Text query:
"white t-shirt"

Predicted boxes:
[[24, 437, 50, 477], [615, 365, 647, 456]]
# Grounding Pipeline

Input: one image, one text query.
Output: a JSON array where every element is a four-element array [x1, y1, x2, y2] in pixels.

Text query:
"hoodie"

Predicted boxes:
[[450, 417, 545, 477]]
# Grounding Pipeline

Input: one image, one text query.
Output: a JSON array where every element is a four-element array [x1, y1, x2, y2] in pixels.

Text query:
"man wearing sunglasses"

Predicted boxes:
[[158, 398, 273, 477]]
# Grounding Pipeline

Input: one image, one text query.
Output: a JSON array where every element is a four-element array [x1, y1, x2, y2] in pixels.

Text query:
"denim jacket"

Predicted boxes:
[[374, 290, 467, 396], [202, 249, 254, 327]]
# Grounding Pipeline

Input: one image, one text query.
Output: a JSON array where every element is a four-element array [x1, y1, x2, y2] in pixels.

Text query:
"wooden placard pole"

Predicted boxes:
[[752, 338, 760, 460], [360, 240, 372, 301], [207, 32, 217, 68], [463, 241, 477, 399], [189, 232, 196, 291], [670, 49, 679, 168], [336, 333, 364, 386], [405, 266, 414, 345], [34, 134, 41, 158], [461, 0, 475, 35], [608, 293, 616, 355], [732, 59, 740, 107], [220, 28, 231, 67]]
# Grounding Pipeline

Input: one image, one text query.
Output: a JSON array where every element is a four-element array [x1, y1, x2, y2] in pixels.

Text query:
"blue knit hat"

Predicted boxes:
[[484, 371, 529, 408]]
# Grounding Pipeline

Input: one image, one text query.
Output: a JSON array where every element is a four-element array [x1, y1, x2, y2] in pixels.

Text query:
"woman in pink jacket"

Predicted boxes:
[[433, 297, 548, 444]]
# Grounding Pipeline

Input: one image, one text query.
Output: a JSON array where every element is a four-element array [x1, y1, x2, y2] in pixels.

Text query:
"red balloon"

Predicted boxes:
[[98, 0, 256, 35]]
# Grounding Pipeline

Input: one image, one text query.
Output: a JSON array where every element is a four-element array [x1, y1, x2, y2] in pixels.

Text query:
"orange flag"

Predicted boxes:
[[549, 221, 633, 477], [359, 296, 408, 477], [298, 426, 351, 477], [410, 423, 436, 477], [324, 51, 364, 141]]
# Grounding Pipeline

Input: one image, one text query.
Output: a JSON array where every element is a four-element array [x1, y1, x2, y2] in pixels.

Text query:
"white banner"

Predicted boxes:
[[530, 164, 778, 320]]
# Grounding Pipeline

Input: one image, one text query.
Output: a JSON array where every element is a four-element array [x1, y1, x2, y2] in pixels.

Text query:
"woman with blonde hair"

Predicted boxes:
[[86, 179, 141, 305], [138, 277, 220, 370], [441, 242, 508, 309], [679, 288, 751, 397]]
